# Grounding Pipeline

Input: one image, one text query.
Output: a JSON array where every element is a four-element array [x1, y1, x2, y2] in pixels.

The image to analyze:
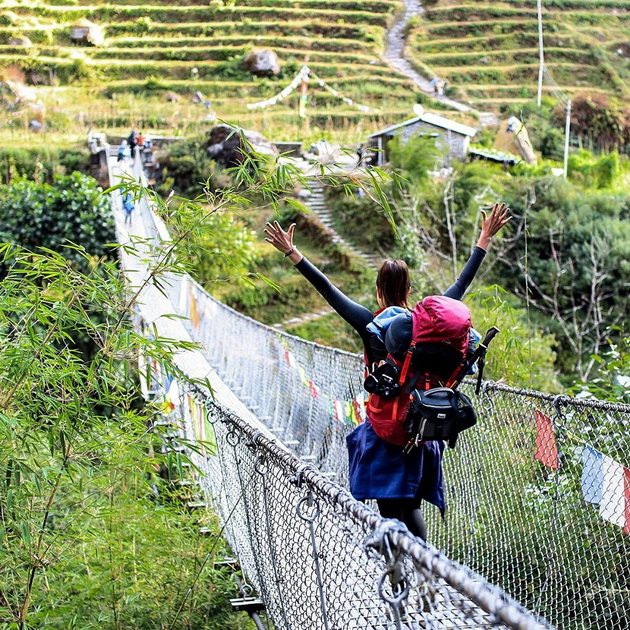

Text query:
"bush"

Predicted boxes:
[[0, 146, 90, 184], [0, 172, 115, 268], [157, 138, 222, 198]]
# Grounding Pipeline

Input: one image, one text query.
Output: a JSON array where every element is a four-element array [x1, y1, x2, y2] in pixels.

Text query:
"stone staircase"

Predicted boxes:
[[303, 178, 381, 271], [272, 178, 381, 329]]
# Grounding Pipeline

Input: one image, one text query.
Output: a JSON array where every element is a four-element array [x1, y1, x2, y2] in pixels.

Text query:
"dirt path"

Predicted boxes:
[[383, 0, 499, 126]]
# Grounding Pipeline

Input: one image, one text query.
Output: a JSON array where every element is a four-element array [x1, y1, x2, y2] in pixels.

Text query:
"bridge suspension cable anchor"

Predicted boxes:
[[366, 520, 414, 630]]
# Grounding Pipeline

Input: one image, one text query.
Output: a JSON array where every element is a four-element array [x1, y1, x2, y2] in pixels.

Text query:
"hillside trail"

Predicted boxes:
[[384, 0, 499, 127]]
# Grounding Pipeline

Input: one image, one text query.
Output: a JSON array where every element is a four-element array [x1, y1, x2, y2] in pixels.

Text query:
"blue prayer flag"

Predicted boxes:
[[582, 445, 603, 505]]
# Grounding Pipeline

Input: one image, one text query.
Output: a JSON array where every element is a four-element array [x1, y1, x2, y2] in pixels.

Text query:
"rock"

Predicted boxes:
[[29, 120, 43, 132], [70, 19, 105, 46], [8, 36, 32, 47], [205, 124, 278, 168], [191, 90, 204, 103], [243, 49, 281, 77], [0, 79, 36, 109], [166, 91, 180, 102]]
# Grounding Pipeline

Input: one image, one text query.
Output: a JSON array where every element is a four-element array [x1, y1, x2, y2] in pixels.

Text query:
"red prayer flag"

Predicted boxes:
[[624, 467, 630, 536], [534, 410, 559, 470]]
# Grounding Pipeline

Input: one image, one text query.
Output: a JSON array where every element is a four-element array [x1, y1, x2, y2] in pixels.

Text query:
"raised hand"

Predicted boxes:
[[478, 202, 511, 250], [264, 221, 303, 263]]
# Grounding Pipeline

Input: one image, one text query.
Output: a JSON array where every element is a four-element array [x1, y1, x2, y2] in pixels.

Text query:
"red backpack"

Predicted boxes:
[[365, 296, 472, 447]]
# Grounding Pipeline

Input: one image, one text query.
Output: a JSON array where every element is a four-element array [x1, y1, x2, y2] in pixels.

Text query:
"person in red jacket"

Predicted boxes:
[[264, 203, 510, 539]]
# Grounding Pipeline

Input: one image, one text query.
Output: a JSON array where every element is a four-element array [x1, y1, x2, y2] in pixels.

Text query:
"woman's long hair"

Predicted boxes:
[[376, 260, 411, 308]]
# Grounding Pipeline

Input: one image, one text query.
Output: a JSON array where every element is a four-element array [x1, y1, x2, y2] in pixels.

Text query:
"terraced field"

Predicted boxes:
[[409, 0, 630, 109], [0, 0, 432, 142]]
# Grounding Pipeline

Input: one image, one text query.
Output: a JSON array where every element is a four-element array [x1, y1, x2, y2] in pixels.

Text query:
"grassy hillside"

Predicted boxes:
[[408, 0, 630, 109], [0, 0, 430, 143]]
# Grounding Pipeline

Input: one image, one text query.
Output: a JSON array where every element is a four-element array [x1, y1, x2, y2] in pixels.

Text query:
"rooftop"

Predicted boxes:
[[368, 113, 477, 139]]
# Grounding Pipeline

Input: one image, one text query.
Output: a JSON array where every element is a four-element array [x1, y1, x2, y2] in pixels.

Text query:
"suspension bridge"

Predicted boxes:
[[104, 144, 629, 630]]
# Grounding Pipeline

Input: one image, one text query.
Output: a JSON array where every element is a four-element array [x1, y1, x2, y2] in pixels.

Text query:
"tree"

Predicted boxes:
[[496, 175, 630, 381], [556, 93, 630, 154]]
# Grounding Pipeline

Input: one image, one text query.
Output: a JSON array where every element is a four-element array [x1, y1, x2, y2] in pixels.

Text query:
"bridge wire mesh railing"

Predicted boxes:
[[117, 151, 625, 628], [148, 371, 553, 630], [159, 266, 630, 630]]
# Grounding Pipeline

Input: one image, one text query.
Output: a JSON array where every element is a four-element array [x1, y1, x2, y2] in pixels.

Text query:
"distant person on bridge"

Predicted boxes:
[[264, 202, 510, 540], [122, 192, 135, 226], [117, 139, 131, 162]]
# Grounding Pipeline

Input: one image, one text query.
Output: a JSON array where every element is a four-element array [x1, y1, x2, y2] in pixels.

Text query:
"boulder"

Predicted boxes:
[[243, 49, 281, 77], [166, 91, 180, 102], [0, 80, 36, 109], [70, 19, 104, 46], [205, 124, 277, 168], [8, 36, 32, 47], [191, 90, 205, 103]]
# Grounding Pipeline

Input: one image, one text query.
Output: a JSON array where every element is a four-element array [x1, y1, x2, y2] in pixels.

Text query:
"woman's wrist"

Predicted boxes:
[[287, 247, 303, 264], [477, 234, 491, 251]]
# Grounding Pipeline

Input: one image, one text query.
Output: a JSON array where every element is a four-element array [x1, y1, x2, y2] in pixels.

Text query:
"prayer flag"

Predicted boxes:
[[344, 401, 353, 426], [165, 379, 180, 411], [534, 410, 559, 470], [600, 455, 625, 528], [581, 445, 604, 504], [332, 398, 344, 423], [189, 286, 200, 330], [298, 366, 308, 386], [353, 394, 366, 425], [308, 380, 319, 399]]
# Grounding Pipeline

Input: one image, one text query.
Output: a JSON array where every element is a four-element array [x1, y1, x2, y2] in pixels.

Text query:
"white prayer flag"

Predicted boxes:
[[178, 275, 189, 312], [600, 455, 626, 527]]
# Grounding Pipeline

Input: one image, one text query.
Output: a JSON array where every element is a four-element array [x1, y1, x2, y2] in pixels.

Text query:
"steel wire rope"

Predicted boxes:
[[229, 428, 273, 629], [296, 488, 331, 630]]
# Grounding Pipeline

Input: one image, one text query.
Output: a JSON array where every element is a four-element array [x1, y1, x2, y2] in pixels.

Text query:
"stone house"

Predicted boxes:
[[366, 113, 477, 166]]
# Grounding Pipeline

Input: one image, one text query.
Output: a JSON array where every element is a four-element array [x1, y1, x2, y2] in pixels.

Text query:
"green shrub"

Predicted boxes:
[[0, 172, 115, 268], [0, 146, 89, 184]]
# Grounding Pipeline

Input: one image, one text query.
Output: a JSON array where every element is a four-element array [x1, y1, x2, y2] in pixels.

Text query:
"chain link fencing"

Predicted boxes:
[[110, 152, 628, 628]]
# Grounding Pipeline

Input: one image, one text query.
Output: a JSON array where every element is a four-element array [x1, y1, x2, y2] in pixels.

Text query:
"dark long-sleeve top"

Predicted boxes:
[[295, 246, 486, 362], [295, 257, 374, 351]]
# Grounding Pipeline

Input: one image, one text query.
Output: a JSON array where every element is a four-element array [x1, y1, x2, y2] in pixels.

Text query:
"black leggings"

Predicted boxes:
[[377, 498, 427, 541]]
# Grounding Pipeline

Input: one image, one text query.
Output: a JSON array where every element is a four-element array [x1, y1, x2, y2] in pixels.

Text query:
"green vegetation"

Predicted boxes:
[[0, 240, 254, 629], [409, 0, 630, 110], [0, 0, 427, 143], [0, 153, 301, 628], [0, 144, 89, 183], [0, 171, 115, 269]]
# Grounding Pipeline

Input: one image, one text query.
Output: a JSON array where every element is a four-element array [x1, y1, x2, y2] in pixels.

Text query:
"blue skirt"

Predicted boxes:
[[346, 422, 446, 515]]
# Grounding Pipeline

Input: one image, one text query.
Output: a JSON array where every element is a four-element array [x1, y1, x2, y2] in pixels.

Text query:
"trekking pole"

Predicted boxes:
[[448, 326, 500, 393]]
